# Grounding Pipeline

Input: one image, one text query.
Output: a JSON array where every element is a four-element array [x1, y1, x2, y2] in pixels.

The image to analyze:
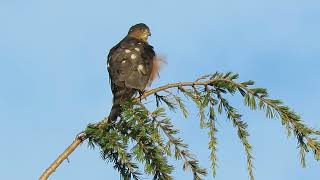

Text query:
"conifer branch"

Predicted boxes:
[[40, 72, 320, 180], [208, 106, 218, 177], [215, 90, 254, 180], [156, 116, 207, 179]]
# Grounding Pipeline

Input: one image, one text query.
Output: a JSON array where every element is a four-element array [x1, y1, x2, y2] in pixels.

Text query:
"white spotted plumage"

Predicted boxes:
[[138, 64, 144, 70], [131, 54, 137, 59]]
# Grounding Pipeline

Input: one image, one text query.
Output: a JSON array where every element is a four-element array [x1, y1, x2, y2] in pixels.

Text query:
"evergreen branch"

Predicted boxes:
[[86, 124, 142, 179], [164, 90, 189, 118], [208, 106, 218, 177], [154, 93, 177, 111], [203, 72, 320, 167], [215, 89, 254, 180], [204, 86, 219, 177], [232, 80, 320, 166], [177, 87, 206, 128], [119, 102, 174, 179], [154, 116, 207, 179], [40, 72, 320, 180]]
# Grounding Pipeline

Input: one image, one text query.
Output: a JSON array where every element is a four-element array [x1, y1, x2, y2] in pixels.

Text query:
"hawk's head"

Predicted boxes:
[[128, 23, 151, 42]]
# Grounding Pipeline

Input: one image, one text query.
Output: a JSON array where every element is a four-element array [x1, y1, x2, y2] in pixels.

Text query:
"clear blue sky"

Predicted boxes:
[[1, 0, 319, 179]]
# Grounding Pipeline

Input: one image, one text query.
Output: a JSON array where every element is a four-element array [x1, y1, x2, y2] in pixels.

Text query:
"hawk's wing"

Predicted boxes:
[[107, 37, 155, 91]]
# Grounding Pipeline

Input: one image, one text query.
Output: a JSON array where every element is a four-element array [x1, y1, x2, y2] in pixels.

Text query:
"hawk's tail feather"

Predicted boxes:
[[108, 85, 136, 122], [108, 103, 121, 122]]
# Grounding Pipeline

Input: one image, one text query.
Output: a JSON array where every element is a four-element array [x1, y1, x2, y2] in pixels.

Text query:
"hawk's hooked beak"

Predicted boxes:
[[148, 31, 151, 36]]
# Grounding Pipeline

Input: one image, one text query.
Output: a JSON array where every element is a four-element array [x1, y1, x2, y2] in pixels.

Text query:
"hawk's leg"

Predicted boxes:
[[138, 90, 146, 102]]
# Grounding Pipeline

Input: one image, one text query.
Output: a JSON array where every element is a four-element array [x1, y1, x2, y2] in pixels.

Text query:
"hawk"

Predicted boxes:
[[107, 23, 161, 121]]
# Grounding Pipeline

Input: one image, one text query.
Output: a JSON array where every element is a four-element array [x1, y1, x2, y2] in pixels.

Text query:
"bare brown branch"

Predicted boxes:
[[39, 133, 87, 180]]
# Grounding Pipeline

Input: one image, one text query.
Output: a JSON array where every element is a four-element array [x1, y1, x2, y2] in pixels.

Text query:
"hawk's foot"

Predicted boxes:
[[138, 90, 146, 101]]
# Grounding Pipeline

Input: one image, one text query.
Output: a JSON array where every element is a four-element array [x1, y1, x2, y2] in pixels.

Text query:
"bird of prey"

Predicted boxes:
[[107, 23, 161, 121]]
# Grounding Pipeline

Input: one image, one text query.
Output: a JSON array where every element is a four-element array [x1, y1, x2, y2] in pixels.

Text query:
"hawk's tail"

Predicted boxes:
[[108, 86, 135, 122]]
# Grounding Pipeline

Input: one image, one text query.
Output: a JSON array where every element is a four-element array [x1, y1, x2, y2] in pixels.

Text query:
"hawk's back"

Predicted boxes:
[[107, 36, 155, 92]]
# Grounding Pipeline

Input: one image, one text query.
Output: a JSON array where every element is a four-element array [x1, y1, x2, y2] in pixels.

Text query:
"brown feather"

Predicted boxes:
[[149, 55, 166, 83]]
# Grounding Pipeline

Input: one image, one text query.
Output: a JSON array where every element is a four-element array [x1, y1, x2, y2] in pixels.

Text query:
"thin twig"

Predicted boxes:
[[140, 78, 231, 100], [39, 133, 87, 180]]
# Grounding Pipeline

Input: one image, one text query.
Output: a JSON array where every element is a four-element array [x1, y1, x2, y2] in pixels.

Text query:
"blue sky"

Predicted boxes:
[[1, 0, 319, 179]]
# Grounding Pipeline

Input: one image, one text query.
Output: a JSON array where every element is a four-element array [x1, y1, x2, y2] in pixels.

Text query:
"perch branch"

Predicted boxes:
[[38, 78, 241, 180]]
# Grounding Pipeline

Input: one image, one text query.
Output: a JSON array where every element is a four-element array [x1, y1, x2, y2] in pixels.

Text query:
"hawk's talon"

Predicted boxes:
[[138, 90, 145, 101]]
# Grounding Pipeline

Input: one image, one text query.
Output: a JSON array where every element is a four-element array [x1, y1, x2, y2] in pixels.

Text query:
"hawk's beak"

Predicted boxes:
[[148, 31, 151, 36]]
